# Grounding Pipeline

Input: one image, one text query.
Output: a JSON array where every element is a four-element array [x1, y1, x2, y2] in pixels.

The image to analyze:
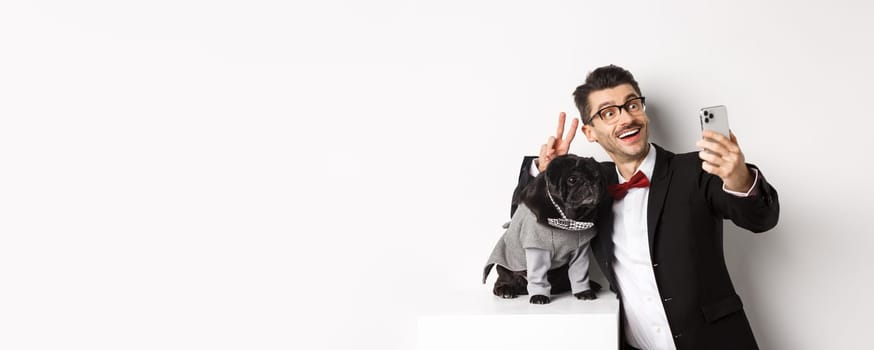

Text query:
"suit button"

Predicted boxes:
[[652, 263, 659, 267], [663, 297, 672, 302], [674, 333, 683, 339]]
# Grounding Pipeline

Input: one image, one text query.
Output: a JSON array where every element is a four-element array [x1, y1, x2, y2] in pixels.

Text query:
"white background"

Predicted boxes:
[[2, 0, 873, 349]]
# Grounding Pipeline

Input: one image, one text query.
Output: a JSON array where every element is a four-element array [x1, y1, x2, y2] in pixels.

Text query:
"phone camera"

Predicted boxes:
[[703, 110, 710, 116]]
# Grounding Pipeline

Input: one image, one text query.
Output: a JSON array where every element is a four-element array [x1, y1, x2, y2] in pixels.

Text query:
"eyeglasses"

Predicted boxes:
[[588, 97, 646, 124]]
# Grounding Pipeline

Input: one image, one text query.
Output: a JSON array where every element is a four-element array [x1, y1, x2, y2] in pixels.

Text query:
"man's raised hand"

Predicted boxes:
[[537, 112, 579, 172], [697, 130, 754, 192]]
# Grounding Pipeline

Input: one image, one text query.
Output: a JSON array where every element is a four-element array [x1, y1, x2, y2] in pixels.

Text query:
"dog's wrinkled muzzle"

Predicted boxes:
[[545, 181, 596, 231]]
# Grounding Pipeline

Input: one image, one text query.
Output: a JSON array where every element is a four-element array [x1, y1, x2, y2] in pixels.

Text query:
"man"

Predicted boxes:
[[513, 65, 779, 350]]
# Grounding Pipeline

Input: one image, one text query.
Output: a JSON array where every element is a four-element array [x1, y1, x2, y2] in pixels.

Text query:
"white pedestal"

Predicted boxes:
[[416, 288, 620, 350]]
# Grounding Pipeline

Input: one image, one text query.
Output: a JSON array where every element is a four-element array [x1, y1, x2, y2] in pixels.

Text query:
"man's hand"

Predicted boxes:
[[697, 130, 753, 192], [537, 112, 579, 172]]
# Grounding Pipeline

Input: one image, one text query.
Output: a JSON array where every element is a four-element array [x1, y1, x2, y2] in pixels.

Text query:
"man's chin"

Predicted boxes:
[[617, 139, 649, 159]]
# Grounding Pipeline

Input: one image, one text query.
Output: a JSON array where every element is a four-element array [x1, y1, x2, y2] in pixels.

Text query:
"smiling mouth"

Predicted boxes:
[[617, 128, 641, 140]]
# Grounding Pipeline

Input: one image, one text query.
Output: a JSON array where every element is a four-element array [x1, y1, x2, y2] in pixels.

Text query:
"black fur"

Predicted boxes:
[[494, 154, 606, 303], [519, 155, 606, 225]]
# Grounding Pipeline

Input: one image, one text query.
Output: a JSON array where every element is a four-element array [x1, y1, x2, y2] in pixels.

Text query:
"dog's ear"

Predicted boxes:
[[594, 158, 609, 202], [519, 174, 560, 224]]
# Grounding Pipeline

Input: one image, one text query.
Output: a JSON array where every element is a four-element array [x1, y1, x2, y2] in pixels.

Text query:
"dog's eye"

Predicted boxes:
[[567, 176, 578, 185]]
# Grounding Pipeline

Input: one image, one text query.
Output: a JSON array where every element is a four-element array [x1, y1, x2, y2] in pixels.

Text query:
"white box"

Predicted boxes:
[[417, 288, 620, 350]]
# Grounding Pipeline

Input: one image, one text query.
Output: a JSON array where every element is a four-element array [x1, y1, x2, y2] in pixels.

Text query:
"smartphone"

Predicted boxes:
[[699, 105, 730, 138]]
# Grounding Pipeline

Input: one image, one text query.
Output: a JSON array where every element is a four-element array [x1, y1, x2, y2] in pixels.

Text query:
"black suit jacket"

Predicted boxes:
[[512, 144, 779, 350]]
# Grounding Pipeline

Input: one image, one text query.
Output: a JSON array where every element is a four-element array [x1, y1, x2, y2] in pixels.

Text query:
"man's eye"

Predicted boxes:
[[627, 102, 639, 111], [602, 110, 615, 118]]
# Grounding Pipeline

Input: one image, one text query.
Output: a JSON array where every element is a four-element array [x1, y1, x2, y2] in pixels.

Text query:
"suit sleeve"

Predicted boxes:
[[706, 163, 780, 233], [510, 156, 539, 218]]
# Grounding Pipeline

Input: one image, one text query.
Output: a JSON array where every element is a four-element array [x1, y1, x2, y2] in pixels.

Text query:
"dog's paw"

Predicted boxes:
[[574, 290, 598, 300], [529, 295, 550, 304], [493, 286, 518, 299]]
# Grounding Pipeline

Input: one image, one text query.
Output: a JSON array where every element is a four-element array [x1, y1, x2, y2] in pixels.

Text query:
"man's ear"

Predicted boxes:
[[582, 124, 598, 143]]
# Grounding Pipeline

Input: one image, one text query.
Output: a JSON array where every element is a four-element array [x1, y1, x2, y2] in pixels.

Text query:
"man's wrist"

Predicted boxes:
[[723, 168, 759, 197]]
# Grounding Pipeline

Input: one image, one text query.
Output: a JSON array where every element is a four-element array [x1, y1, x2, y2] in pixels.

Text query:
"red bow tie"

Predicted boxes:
[[608, 171, 650, 200]]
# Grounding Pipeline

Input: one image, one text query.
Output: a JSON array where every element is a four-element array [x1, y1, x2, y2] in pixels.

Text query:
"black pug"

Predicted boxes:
[[483, 154, 606, 304]]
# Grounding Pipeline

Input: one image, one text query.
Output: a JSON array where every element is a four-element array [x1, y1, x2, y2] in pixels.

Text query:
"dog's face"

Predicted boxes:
[[543, 155, 605, 221]]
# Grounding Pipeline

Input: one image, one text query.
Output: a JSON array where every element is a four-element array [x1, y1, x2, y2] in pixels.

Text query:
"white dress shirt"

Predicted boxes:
[[610, 146, 675, 350]]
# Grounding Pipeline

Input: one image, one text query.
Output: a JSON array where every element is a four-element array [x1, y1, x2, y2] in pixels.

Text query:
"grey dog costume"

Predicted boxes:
[[483, 202, 597, 297]]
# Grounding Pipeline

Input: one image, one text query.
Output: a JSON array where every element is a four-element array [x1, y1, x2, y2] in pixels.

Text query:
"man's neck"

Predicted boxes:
[[612, 144, 651, 181]]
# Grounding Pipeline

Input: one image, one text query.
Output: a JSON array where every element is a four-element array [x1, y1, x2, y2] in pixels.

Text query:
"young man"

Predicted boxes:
[[515, 65, 779, 350]]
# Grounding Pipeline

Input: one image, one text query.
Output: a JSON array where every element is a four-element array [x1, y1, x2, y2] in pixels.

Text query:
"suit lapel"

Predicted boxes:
[[647, 144, 673, 256], [596, 163, 618, 239], [594, 162, 619, 287]]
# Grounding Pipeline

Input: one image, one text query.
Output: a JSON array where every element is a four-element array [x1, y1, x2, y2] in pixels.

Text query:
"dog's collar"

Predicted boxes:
[[545, 176, 594, 231]]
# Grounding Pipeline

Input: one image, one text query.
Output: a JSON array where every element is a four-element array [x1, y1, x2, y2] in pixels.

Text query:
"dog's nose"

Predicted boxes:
[[578, 187, 601, 205]]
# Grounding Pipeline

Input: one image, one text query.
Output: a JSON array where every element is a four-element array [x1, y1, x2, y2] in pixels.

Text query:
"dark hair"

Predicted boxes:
[[573, 65, 642, 124]]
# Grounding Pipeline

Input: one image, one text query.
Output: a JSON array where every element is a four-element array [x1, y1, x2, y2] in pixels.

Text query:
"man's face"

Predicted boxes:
[[581, 84, 650, 163]]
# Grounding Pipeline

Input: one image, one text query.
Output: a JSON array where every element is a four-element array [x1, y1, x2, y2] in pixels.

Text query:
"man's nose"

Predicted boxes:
[[616, 106, 635, 125]]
